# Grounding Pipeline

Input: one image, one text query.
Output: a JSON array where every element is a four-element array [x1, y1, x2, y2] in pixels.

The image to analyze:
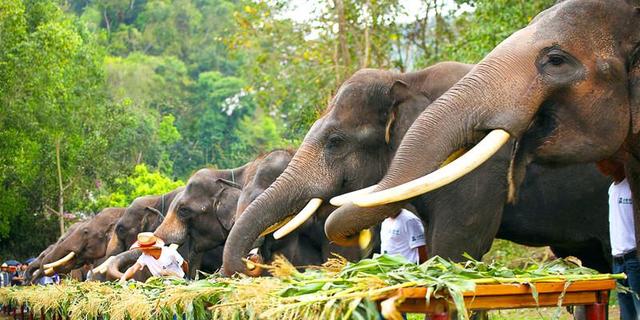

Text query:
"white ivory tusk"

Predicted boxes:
[[273, 198, 323, 240], [169, 243, 179, 250], [43, 251, 76, 269], [44, 268, 54, 276], [329, 185, 378, 206], [354, 129, 511, 207]]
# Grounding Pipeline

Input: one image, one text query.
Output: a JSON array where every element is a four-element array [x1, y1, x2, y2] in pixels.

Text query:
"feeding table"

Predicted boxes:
[[379, 279, 616, 320]]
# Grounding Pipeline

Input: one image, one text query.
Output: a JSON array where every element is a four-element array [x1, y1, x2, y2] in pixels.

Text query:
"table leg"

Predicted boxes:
[[586, 290, 609, 320], [432, 312, 449, 320]]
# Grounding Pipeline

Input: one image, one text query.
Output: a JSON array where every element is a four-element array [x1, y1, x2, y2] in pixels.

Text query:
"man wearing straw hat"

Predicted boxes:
[[119, 232, 188, 283]]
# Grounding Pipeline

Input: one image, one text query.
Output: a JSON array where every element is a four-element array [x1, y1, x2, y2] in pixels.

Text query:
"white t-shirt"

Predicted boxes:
[[136, 247, 185, 278], [608, 178, 636, 256], [380, 209, 426, 264]]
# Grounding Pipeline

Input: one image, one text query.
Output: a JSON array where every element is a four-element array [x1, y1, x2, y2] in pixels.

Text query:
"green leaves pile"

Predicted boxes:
[[0, 255, 623, 320]]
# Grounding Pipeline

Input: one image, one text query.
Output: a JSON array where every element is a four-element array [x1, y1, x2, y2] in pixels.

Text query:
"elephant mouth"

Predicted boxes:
[[255, 198, 323, 241]]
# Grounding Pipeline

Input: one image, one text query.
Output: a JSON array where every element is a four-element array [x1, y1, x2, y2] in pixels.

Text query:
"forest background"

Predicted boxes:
[[0, 0, 554, 259]]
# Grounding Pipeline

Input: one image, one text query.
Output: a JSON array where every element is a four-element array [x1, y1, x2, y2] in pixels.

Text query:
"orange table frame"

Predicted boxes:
[[379, 279, 616, 320]]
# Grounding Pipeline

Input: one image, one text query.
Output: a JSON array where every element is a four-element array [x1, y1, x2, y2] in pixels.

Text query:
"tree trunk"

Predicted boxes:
[[361, 0, 371, 68], [55, 138, 65, 237], [335, 0, 350, 81]]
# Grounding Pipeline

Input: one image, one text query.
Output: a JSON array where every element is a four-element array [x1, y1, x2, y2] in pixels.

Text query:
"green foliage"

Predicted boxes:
[[93, 164, 184, 209], [0, 0, 119, 258], [419, 0, 556, 65]]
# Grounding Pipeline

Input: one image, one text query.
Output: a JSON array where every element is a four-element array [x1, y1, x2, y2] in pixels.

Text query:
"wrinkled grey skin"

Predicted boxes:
[[326, 0, 640, 263], [39, 208, 125, 275]]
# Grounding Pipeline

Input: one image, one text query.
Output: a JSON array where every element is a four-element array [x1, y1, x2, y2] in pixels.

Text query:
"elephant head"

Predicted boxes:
[[41, 207, 124, 274], [326, 0, 640, 247], [222, 62, 473, 275], [105, 188, 183, 258], [235, 149, 295, 217], [154, 169, 241, 255]]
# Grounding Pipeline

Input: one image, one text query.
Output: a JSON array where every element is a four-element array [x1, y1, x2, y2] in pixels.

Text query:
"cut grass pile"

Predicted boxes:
[[0, 254, 624, 320]]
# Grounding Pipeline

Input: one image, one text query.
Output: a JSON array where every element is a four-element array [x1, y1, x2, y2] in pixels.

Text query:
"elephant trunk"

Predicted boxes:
[[106, 249, 142, 280], [223, 145, 329, 276]]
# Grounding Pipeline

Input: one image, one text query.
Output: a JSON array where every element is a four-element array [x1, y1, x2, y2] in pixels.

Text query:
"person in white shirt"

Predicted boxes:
[[380, 208, 428, 264], [597, 158, 640, 320], [119, 233, 188, 283]]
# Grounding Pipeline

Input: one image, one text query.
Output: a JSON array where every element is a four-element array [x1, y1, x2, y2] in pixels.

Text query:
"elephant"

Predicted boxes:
[[39, 207, 125, 276], [324, 0, 640, 263], [222, 60, 612, 276], [236, 149, 363, 269], [152, 163, 252, 271]]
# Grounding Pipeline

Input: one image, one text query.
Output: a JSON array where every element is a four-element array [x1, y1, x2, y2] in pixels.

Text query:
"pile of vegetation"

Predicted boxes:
[[0, 255, 623, 320]]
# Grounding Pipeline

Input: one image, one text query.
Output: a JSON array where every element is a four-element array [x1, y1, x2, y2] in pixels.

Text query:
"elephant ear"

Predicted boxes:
[[213, 179, 242, 231], [385, 80, 417, 144]]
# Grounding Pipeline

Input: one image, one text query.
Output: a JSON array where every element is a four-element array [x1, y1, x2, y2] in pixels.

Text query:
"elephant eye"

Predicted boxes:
[[326, 134, 344, 150], [537, 47, 583, 84], [547, 55, 565, 66]]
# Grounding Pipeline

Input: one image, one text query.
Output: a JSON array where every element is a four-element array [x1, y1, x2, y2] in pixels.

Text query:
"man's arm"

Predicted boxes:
[[181, 260, 189, 275], [406, 218, 427, 264], [417, 246, 428, 264], [119, 262, 143, 283]]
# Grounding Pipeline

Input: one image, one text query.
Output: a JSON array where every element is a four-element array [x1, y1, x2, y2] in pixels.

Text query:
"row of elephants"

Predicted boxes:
[[27, 0, 640, 281]]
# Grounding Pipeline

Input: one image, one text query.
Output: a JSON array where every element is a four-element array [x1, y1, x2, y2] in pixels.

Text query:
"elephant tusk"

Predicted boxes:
[[92, 256, 115, 274], [329, 185, 378, 206], [273, 198, 323, 240], [44, 268, 54, 276], [169, 243, 179, 250], [43, 251, 75, 269], [354, 129, 511, 207]]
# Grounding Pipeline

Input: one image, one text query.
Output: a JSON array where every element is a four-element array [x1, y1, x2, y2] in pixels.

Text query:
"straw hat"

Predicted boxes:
[[130, 232, 164, 249]]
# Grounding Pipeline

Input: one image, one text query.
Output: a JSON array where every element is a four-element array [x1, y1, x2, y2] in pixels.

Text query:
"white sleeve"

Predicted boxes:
[[169, 248, 184, 265], [406, 218, 426, 249], [136, 254, 146, 268]]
